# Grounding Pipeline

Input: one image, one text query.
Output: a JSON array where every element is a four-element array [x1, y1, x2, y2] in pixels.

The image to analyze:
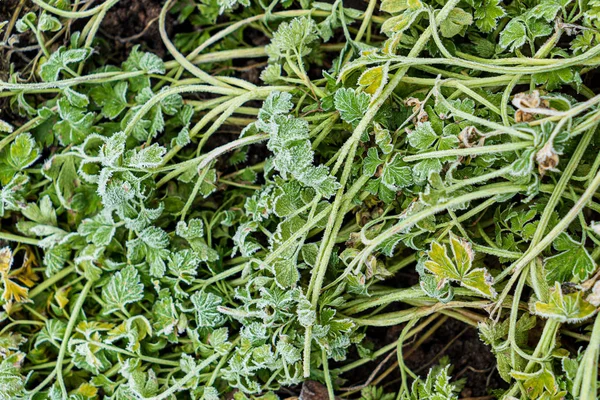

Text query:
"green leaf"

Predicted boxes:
[[358, 66, 386, 95], [266, 16, 319, 59], [35, 319, 67, 348], [0, 354, 25, 399], [176, 219, 204, 239], [15, 12, 36, 33], [532, 68, 578, 91], [39, 46, 89, 82], [53, 97, 96, 146], [43, 155, 79, 209], [499, 19, 527, 51], [334, 88, 370, 125], [0, 174, 29, 216], [408, 122, 438, 150], [381, 9, 424, 34], [410, 360, 459, 399], [510, 367, 559, 399], [121, 359, 159, 398], [0, 119, 13, 134], [151, 294, 179, 337], [380, 0, 422, 13], [38, 12, 62, 32], [232, 221, 261, 257], [101, 265, 144, 315], [90, 82, 128, 120], [126, 143, 166, 169], [267, 115, 309, 150], [190, 291, 225, 328], [63, 88, 89, 109], [533, 282, 597, 323], [530, 0, 562, 22], [258, 91, 293, 121], [127, 227, 170, 278], [544, 233, 595, 283], [381, 154, 413, 190], [167, 249, 200, 285], [424, 235, 496, 298], [412, 158, 443, 185], [0, 133, 40, 183], [374, 124, 393, 154], [363, 148, 383, 176], [78, 213, 116, 246], [439, 8, 473, 38], [122, 46, 165, 75], [474, 0, 505, 33], [273, 258, 299, 288]]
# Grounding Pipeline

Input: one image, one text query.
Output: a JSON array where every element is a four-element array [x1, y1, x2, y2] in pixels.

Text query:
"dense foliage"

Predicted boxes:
[[2, 0, 600, 398]]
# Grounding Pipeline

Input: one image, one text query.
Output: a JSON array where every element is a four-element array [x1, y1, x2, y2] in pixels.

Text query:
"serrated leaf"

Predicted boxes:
[[439, 8, 473, 38], [53, 97, 95, 146], [273, 258, 299, 288], [533, 282, 596, 323], [0, 133, 40, 184], [381, 154, 412, 190], [424, 235, 496, 298], [363, 148, 383, 176], [408, 122, 438, 150], [126, 227, 170, 278], [474, 0, 505, 32], [190, 291, 225, 328], [90, 82, 128, 120], [39, 46, 89, 82], [544, 233, 595, 283], [78, 213, 116, 246], [0, 354, 25, 399], [380, 0, 422, 13], [334, 88, 370, 125], [176, 219, 204, 239], [530, 0, 562, 22], [35, 319, 67, 348], [126, 144, 166, 169], [499, 19, 527, 51], [532, 68, 578, 91], [123, 46, 165, 75], [267, 16, 318, 59], [101, 265, 144, 315]]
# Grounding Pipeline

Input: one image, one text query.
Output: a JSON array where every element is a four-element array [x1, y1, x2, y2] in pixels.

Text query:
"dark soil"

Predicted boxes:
[[100, 0, 169, 57], [404, 319, 506, 398]]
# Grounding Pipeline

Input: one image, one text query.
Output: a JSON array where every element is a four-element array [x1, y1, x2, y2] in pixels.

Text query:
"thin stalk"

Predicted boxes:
[[55, 279, 94, 398]]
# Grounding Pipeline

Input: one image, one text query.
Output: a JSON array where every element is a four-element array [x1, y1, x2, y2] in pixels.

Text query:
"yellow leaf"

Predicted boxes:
[[2, 277, 30, 303], [0, 247, 13, 275], [380, 0, 422, 13], [358, 66, 384, 95], [54, 286, 71, 309], [76, 383, 98, 398], [10, 249, 39, 288]]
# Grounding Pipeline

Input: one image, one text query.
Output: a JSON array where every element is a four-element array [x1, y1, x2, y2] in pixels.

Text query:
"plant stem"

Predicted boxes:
[[55, 279, 94, 398]]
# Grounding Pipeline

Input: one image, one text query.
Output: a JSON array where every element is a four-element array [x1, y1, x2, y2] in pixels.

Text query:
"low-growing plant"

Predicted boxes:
[[1, 0, 600, 398]]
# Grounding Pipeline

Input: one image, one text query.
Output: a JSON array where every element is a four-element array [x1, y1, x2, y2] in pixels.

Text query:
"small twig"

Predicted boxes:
[[414, 326, 470, 374], [455, 365, 494, 379], [338, 349, 396, 391]]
